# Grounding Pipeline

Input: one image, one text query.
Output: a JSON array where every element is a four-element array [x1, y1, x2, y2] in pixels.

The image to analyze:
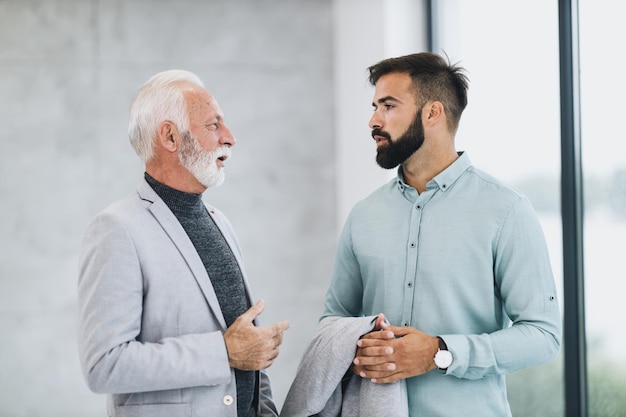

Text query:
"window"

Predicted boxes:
[[579, 1, 626, 415], [433, 1, 564, 415]]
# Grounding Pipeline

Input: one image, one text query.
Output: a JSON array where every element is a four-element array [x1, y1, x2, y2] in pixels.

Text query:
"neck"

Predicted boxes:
[[401, 145, 458, 193]]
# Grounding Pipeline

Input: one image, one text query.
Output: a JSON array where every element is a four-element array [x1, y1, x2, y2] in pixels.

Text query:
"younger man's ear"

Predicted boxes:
[[425, 101, 444, 120]]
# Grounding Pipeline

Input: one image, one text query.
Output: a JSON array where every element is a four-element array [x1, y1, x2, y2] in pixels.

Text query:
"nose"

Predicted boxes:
[[369, 110, 381, 130], [220, 125, 236, 147]]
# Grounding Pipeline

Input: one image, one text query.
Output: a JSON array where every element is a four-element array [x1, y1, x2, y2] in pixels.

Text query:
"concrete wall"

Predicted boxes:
[[0, 0, 427, 415], [0, 1, 335, 415]]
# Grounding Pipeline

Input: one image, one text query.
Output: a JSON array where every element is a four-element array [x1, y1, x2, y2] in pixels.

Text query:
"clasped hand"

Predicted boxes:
[[224, 300, 289, 371], [352, 314, 438, 383]]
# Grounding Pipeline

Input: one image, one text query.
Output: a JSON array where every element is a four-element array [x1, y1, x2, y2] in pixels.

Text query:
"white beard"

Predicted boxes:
[[178, 132, 231, 189]]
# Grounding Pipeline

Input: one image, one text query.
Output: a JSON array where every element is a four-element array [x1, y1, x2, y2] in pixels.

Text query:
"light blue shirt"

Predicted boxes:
[[322, 152, 562, 417]]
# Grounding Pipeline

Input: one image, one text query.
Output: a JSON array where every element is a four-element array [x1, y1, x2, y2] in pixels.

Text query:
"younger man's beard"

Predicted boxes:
[[375, 109, 425, 169], [178, 131, 229, 189]]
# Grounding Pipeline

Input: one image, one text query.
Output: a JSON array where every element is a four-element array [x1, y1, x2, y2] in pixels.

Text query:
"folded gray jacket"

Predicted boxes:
[[280, 316, 409, 417]]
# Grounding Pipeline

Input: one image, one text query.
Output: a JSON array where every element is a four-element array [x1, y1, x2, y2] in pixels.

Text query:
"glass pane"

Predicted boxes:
[[579, 1, 626, 416], [434, 1, 564, 415]]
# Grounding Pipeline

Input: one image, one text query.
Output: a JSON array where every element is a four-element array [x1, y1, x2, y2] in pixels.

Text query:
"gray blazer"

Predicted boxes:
[[280, 316, 408, 417], [77, 179, 277, 417]]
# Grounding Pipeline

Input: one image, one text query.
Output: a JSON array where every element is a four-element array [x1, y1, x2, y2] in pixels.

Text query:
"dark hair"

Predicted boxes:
[[368, 52, 469, 133]]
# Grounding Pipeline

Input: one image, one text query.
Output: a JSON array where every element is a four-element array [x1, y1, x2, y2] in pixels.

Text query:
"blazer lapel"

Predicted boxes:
[[206, 208, 254, 306], [138, 180, 228, 330]]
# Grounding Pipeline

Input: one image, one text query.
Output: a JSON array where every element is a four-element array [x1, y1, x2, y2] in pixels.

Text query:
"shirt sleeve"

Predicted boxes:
[[321, 214, 364, 319], [442, 196, 562, 379]]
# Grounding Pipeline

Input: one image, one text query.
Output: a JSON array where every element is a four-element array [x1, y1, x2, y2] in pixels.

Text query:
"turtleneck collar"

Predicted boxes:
[[144, 172, 205, 215]]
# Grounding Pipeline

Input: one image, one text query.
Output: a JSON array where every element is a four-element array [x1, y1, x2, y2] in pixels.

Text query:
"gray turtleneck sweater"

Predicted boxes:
[[145, 173, 256, 417]]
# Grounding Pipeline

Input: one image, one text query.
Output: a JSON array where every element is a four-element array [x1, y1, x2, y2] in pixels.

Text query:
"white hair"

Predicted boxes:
[[128, 70, 205, 163]]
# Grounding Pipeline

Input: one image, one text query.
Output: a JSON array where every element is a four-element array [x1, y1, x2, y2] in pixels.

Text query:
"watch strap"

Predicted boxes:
[[437, 336, 448, 351], [434, 336, 452, 371]]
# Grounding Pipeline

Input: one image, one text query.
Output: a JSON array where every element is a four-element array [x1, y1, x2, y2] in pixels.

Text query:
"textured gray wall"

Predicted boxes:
[[0, 0, 336, 415]]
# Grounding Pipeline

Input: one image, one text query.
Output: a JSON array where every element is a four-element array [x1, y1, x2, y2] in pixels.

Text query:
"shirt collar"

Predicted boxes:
[[395, 151, 472, 194]]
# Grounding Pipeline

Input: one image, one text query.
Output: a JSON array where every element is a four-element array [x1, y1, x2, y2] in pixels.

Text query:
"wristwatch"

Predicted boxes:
[[433, 336, 453, 371]]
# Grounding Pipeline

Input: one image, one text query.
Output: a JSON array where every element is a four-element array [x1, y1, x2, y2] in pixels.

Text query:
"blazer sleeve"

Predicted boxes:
[[77, 209, 232, 394]]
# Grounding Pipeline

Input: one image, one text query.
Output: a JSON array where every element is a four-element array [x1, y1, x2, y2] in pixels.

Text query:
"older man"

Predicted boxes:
[[78, 70, 289, 417]]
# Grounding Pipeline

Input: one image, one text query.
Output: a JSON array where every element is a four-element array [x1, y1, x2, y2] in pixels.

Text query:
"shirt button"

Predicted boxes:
[[223, 395, 234, 406], [409, 242, 416, 248], [407, 282, 413, 288]]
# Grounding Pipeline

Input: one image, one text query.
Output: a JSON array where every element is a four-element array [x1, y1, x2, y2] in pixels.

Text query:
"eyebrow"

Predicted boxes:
[[205, 113, 224, 123], [372, 96, 401, 106]]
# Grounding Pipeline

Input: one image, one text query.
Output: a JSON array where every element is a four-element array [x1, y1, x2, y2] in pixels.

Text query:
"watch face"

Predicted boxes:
[[435, 350, 453, 369]]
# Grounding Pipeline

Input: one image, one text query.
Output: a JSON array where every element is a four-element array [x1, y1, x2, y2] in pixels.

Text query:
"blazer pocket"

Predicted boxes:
[[115, 403, 191, 417]]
